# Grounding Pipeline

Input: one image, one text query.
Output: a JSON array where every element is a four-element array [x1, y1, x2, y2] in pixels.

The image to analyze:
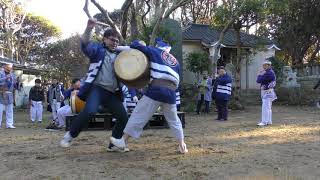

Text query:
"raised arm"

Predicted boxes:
[[80, 19, 99, 59]]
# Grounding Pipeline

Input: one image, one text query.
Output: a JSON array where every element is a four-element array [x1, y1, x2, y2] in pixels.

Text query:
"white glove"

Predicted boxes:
[[133, 96, 138, 102]]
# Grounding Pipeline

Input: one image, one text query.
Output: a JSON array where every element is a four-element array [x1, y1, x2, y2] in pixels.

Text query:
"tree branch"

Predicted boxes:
[[120, 0, 133, 40], [90, 0, 124, 42], [141, 0, 151, 30], [149, 0, 167, 45], [83, 0, 92, 18], [163, 0, 192, 19]]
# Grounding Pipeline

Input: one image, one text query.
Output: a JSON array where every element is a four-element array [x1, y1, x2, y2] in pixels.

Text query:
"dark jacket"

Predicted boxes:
[[256, 68, 276, 90], [215, 74, 232, 101], [29, 86, 45, 102]]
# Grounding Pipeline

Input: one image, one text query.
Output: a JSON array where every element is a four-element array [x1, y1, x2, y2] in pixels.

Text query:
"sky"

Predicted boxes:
[[26, 0, 125, 38]]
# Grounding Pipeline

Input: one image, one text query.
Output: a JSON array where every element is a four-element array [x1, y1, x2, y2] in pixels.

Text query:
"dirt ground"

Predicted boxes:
[[0, 105, 319, 180]]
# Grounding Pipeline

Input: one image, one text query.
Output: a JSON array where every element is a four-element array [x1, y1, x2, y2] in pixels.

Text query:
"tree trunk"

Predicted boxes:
[[210, 0, 246, 77], [5, 32, 15, 60], [210, 17, 236, 76], [120, 0, 133, 40], [130, 5, 139, 40], [233, 22, 244, 110]]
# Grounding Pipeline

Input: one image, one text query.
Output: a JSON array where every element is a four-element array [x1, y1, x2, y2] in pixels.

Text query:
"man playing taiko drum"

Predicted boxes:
[[60, 19, 129, 152], [111, 39, 188, 154]]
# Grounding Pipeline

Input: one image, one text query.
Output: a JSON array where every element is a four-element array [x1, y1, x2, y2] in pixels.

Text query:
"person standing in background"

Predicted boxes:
[[256, 60, 277, 127], [48, 79, 64, 124], [196, 72, 209, 115], [215, 67, 232, 121], [0, 63, 16, 129], [204, 75, 213, 113], [29, 79, 45, 123]]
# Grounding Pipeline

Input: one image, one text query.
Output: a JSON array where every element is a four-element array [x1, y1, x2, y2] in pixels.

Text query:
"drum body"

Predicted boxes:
[[70, 92, 86, 114], [114, 49, 150, 88]]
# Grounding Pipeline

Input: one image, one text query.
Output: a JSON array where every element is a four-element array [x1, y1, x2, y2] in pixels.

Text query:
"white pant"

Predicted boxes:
[[124, 96, 184, 140], [0, 103, 14, 128], [57, 105, 72, 127], [51, 99, 61, 122], [261, 98, 272, 124], [30, 101, 43, 122]]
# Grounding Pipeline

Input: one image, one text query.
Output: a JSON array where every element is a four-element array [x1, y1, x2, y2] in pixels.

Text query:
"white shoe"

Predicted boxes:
[[110, 137, 126, 148], [60, 132, 73, 148], [257, 122, 267, 127], [6, 126, 16, 129], [106, 143, 129, 152], [178, 143, 188, 154]]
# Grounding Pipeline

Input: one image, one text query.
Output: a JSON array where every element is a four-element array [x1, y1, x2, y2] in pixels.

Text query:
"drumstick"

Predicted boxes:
[[96, 21, 110, 27]]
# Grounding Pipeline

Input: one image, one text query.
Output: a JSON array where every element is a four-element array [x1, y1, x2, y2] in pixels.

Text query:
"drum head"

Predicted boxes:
[[114, 49, 149, 81]]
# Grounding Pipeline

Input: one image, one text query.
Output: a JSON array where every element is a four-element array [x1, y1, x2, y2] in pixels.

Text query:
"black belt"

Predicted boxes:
[[151, 79, 176, 90]]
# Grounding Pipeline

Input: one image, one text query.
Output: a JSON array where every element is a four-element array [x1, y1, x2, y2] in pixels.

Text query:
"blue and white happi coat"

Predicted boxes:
[[127, 40, 180, 104], [256, 68, 277, 101], [122, 86, 137, 111], [215, 74, 232, 101]]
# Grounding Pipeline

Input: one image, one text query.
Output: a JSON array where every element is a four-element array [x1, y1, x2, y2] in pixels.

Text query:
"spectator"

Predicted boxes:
[[196, 72, 209, 114], [256, 60, 277, 127], [215, 67, 232, 121], [29, 79, 45, 123], [47, 79, 64, 125], [0, 63, 17, 129]]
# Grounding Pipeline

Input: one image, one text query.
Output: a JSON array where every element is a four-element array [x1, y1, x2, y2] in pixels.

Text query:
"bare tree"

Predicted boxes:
[[0, 0, 28, 61], [82, 0, 190, 45], [149, 0, 192, 45], [83, 0, 133, 43], [180, 0, 218, 25]]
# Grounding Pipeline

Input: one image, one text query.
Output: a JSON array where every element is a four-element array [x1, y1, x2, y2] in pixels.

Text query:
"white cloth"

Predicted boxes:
[[51, 99, 61, 122], [261, 89, 277, 101], [261, 98, 272, 124], [124, 96, 184, 140], [260, 89, 276, 124], [0, 103, 14, 128], [57, 105, 72, 127], [30, 101, 43, 122]]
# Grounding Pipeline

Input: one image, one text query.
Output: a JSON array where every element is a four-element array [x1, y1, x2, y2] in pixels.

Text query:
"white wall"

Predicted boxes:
[[240, 48, 276, 89], [182, 41, 277, 88], [182, 41, 205, 84], [14, 70, 41, 108]]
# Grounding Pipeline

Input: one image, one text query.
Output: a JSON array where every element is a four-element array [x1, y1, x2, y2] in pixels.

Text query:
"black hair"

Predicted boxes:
[[103, 28, 119, 39], [71, 78, 80, 84], [35, 79, 41, 84]]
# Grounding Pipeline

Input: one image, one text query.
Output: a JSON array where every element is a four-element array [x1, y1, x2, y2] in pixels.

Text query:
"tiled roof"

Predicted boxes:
[[183, 24, 273, 47], [0, 57, 44, 72]]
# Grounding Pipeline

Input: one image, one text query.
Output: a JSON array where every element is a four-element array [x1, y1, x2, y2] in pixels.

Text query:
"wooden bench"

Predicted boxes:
[[65, 111, 186, 131]]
